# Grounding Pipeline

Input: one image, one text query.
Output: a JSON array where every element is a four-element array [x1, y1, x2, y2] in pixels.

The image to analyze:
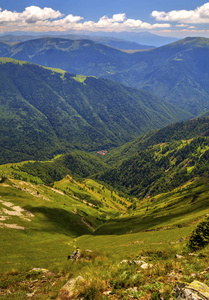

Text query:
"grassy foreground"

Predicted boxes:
[[0, 170, 209, 299]]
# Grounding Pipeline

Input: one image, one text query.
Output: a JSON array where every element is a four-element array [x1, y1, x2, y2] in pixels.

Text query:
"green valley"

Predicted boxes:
[[0, 58, 191, 164], [2, 33, 209, 300], [1, 117, 209, 299]]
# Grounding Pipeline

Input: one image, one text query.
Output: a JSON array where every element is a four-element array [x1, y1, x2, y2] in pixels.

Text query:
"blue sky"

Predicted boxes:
[[1, 0, 209, 37]]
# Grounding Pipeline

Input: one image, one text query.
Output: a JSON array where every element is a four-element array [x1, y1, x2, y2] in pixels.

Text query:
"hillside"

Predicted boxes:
[[97, 117, 209, 198], [1, 150, 209, 299], [132, 37, 209, 115], [0, 38, 129, 77], [1, 37, 209, 115], [0, 58, 191, 164], [1, 115, 209, 298], [103, 117, 209, 165]]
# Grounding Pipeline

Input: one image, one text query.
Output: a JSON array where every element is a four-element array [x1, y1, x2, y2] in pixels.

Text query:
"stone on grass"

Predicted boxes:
[[58, 276, 84, 300], [175, 280, 209, 300], [175, 254, 184, 259], [141, 263, 151, 269], [31, 268, 50, 274], [120, 260, 152, 269], [133, 260, 146, 265], [189, 253, 198, 257], [179, 238, 185, 243], [103, 290, 112, 295], [127, 287, 138, 292], [120, 259, 129, 264]]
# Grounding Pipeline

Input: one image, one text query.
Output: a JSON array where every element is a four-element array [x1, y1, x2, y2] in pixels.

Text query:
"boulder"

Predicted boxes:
[[175, 280, 209, 300], [58, 276, 84, 300]]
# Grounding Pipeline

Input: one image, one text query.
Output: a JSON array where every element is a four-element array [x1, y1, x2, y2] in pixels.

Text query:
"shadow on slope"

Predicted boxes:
[[93, 183, 209, 235], [24, 205, 92, 237]]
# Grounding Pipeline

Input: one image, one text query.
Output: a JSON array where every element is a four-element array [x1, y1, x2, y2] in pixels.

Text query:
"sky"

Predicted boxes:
[[1, 0, 209, 38]]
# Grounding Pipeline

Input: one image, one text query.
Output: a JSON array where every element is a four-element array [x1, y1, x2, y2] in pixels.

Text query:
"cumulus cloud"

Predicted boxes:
[[152, 2, 209, 24], [0, 6, 83, 32], [79, 14, 171, 31], [0, 6, 63, 24], [0, 7, 170, 33]]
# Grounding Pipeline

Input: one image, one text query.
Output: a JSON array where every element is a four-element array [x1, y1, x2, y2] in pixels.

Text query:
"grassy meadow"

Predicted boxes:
[[1, 161, 209, 299]]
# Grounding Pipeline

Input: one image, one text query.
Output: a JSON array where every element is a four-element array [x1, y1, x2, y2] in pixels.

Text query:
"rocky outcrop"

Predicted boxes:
[[174, 281, 209, 300], [58, 276, 84, 300]]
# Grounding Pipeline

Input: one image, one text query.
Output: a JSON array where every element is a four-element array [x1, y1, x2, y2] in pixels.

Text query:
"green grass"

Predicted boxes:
[[43, 66, 66, 79], [0, 57, 28, 65], [1, 164, 209, 298], [72, 74, 87, 84], [94, 178, 209, 235]]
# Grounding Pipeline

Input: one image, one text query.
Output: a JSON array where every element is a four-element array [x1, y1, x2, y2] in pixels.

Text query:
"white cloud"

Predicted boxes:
[[23, 6, 63, 23], [175, 24, 188, 28], [152, 2, 209, 24], [0, 7, 170, 33], [73, 14, 171, 32], [0, 6, 63, 24]]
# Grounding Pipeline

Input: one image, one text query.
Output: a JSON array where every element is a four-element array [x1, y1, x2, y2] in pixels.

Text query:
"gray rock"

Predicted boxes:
[[174, 281, 209, 300], [58, 276, 84, 300], [85, 249, 92, 253], [120, 259, 129, 264], [175, 254, 184, 259], [133, 260, 146, 265], [103, 290, 112, 295], [179, 238, 185, 243], [120, 259, 152, 269], [189, 253, 198, 257], [141, 263, 152, 269], [31, 268, 50, 273]]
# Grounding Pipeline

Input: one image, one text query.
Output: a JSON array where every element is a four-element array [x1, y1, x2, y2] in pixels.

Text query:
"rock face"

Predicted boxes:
[[175, 281, 209, 300], [58, 276, 84, 300]]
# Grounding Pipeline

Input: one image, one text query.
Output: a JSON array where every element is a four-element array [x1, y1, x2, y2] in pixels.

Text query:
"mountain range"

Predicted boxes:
[[0, 58, 190, 164], [0, 34, 155, 51], [0, 31, 178, 47], [1, 37, 209, 115], [1, 31, 209, 299]]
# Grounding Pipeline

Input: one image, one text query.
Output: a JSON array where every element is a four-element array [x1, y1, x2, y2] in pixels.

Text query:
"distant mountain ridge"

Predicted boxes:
[[0, 58, 191, 164], [0, 34, 155, 50], [0, 30, 178, 47], [0, 36, 208, 115]]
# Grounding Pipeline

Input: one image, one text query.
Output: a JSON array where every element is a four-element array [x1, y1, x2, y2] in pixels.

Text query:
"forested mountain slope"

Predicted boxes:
[[97, 117, 209, 198], [0, 38, 129, 77], [0, 58, 190, 164], [1, 37, 209, 115]]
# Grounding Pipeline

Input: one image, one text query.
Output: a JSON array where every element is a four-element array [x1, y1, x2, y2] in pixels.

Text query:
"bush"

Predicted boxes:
[[188, 216, 209, 250]]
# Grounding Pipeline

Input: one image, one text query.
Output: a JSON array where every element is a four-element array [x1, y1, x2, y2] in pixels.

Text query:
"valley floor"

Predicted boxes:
[[0, 174, 209, 299]]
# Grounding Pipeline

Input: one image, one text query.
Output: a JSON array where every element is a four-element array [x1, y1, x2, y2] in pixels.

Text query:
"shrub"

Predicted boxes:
[[188, 216, 209, 250]]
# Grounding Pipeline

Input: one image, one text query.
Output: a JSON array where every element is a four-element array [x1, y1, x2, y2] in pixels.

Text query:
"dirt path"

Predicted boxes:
[[80, 217, 94, 231]]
